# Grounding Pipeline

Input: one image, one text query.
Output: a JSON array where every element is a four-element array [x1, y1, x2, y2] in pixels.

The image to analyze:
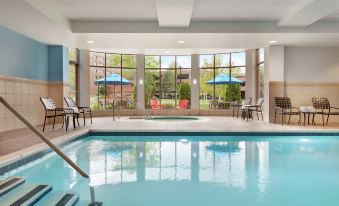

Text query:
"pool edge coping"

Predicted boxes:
[[2, 128, 339, 175]]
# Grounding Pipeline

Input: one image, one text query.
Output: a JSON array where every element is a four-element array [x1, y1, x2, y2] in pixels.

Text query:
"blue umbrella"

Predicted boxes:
[[95, 73, 132, 100], [95, 73, 132, 85], [207, 74, 243, 85]]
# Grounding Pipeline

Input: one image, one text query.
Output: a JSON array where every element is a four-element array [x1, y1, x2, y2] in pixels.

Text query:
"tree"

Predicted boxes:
[[225, 84, 241, 102], [145, 71, 156, 107], [178, 82, 191, 101]]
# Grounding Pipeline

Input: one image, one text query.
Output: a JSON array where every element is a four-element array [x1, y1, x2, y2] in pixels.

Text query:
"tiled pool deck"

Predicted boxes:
[[1, 116, 339, 164]]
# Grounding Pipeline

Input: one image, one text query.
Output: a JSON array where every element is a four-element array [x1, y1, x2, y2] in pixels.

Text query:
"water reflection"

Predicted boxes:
[[12, 137, 339, 206]]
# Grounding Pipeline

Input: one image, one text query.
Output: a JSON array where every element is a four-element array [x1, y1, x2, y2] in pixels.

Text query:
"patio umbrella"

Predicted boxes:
[[95, 73, 132, 101], [206, 74, 243, 85]]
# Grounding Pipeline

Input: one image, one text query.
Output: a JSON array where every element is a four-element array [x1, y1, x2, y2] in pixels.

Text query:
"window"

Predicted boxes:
[[89, 52, 137, 110], [256, 48, 264, 99], [199, 52, 246, 110], [68, 48, 79, 101], [145, 55, 191, 109]]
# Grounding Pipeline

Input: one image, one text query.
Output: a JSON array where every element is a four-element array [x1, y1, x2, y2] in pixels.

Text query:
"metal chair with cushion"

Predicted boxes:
[[274, 97, 301, 125], [64, 97, 92, 125], [245, 98, 264, 121], [40, 97, 78, 132], [312, 97, 339, 126], [231, 97, 252, 118]]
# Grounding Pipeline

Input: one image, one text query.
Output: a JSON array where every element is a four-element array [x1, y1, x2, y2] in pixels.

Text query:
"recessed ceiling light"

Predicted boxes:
[[177, 40, 185, 44], [164, 51, 171, 54], [269, 40, 277, 44], [86, 40, 95, 44]]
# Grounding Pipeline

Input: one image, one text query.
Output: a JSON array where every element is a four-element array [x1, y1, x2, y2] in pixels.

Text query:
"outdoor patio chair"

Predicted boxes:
[[312, 97, 339, 126], [64, 97, 92, 125], [243, 98, 264, 121], [40, 97, 78, 132], [177, 99, 189, 109], [231, 97, 252, 118], [274, 97, 301, 125], [150, 98, 162, 109]]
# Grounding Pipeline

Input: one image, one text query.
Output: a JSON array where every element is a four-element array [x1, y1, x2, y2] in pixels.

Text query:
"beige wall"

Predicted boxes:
[[0, 75, 48, 132]]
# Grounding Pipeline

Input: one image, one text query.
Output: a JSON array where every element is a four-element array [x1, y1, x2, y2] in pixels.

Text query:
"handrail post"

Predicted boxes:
[[0, 96, 102, 206]]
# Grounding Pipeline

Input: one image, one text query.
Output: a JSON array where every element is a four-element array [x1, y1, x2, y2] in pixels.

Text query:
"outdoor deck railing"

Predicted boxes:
[[0, 96, 101, 206]]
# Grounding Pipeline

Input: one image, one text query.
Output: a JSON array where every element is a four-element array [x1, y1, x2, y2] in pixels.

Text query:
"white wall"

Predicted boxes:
[[285, 47, 339, 82]]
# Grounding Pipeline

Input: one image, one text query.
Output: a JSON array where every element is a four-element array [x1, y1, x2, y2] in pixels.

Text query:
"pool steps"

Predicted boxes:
[[0, 177, 79, 206], [0, 177, 25, 197]]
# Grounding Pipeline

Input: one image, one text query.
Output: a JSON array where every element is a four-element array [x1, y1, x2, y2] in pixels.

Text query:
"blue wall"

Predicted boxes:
[[48, 45, 68, 82], [0, 26, 49, 81]]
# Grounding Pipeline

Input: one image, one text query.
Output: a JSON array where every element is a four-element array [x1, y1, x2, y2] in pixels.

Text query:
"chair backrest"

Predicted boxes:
[[40, 97, 56, 110], [179, 99, 188, 109], [274, 97, 292, 109], [312, 97, 330, 109], [244, 97, 252, 105], [150, 99, 159, 109], [64, 97, 77, 107], [256, 98, 264, 106]]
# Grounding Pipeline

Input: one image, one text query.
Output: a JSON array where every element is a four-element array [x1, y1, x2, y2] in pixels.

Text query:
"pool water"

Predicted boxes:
[[6, 135, 339, 206]]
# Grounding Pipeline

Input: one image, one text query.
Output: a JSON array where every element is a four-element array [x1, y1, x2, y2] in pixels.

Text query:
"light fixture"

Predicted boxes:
[[192, 79, 197, 85], [269, 40, 277, 44], [164, 51, 171, 54], [86, 40, 94, 44], [177, 40, 185, 44], [139, 79, 143, 85]]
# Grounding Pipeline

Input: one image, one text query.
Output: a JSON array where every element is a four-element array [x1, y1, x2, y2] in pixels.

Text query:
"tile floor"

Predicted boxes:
[[1, 116, 339, 158]]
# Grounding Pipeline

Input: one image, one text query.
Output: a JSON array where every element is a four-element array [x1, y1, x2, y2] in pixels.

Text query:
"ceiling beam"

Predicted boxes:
[[154, 0, 195, 27], [279, 0, 339, 26]]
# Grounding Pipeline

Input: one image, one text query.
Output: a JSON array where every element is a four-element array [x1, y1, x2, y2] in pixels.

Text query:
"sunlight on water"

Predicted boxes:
[[9, 135, 339, 206]]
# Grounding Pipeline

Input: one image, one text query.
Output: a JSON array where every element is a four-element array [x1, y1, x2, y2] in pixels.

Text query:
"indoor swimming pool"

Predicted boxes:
[[3, 133, 339, 206]]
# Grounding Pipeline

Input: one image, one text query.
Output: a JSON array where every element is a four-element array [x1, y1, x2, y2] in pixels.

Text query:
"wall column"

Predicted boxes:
[[136, 54, 145, 109], [79, 49, 90, 106], [264, 45, 285, 122], [245, 49, 257, 101], [191, 54, 200, 110]]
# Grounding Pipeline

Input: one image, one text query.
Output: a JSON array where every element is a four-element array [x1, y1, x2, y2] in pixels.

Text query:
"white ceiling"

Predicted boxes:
[[1, 0, 339, 52]]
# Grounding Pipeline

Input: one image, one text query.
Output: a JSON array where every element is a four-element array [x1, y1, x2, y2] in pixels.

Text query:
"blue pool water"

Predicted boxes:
[[5, 134, 339, 206]]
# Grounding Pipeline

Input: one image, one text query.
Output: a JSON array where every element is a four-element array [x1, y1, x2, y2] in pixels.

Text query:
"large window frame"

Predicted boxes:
[[90, 51, 137, 109], [68, 48, 79, 103], [256, 48, 264, 99], [144, 55, 191, 109], [199, 52, 246, 110]]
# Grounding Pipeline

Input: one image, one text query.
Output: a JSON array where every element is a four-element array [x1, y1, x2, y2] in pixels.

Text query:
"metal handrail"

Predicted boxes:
[[0, 96, 100, 206], [123, 97, 152, 119]]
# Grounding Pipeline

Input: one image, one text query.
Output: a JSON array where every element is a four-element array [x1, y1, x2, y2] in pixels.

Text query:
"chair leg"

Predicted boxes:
[[322, 114, 324, 126], [236, 109, 239, 119], [90, 112, 93, 124], [256, 111, 259, 120], [274, 112, 277, 123], [61, 116, 65, 128], [288, 114, 291, 124], [326, 114, 330, 124], [281, 114, 284, 126], [73, 116, 76, 128], [261, 112, 263, 121], [83, 112, 86, 126], [52, 116, 56, 129], [77, 115, 80, 126], [42, 116, 47, 132], [66, 117, 69, 131]]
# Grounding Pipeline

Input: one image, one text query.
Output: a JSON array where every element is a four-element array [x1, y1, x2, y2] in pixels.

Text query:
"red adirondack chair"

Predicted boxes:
[[150, 98, 161, 109], [178, 99, 188, 109]]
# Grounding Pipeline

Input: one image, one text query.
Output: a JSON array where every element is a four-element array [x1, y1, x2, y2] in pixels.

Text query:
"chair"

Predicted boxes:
[[177, 99, 188, 109], [274, 97, 301, 125], [40, 97, 78, 132], [246, 98, 264, 121], [312, 97, 339, 126], [231, 97, 252, 118], [150, 98, 161, 109], [64, 97, 92, 125]]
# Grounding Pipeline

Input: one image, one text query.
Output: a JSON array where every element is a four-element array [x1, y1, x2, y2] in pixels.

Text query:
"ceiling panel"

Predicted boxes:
[[47, 0, 157, 20], [192, 0, 306, 21]]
